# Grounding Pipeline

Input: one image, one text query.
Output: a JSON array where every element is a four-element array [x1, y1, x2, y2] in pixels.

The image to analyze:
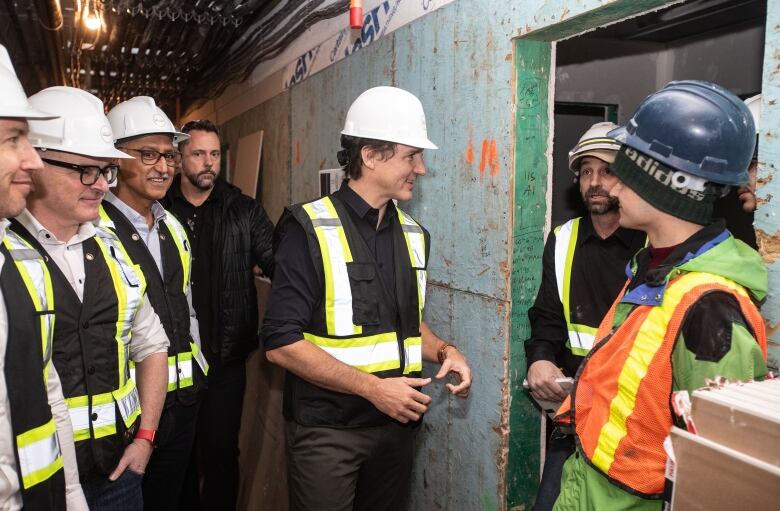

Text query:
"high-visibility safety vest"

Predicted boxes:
[[285, 194, 428, 427], [553, 218, 598, 356], [556, 271, 767, 498], [9, 220, 146, 478], [0, 230, 66, 509], [99, 203, 208, 408]]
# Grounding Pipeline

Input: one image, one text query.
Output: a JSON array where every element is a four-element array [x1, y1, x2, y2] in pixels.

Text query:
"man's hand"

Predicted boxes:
[[108, 439, 154, 480], [365, 377, 432, 423], [527, 360, 568, 402], [436, 349, 472, 398]]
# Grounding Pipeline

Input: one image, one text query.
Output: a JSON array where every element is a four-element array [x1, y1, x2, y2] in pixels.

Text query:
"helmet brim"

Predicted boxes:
[[0, 105, 59, 120], [569, 149, 617, 173]]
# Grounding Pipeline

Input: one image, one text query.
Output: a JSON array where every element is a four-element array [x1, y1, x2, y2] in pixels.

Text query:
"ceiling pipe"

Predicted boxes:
[[349, 0, 362, 29]]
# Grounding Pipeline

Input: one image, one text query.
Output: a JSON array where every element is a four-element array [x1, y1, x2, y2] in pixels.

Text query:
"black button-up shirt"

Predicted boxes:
[[166, 183, 220, 354], [262, 184, 398, 351], [525, 216, 645, 376]]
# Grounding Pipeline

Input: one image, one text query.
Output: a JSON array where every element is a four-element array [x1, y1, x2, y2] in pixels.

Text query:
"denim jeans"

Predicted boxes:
[[82, 468, 143, 511]]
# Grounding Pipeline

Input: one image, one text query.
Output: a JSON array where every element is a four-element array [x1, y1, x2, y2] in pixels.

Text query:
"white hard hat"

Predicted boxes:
[[568, 121, 621, 174], [745, 94, 761, 132], [745, 94, 761, 159], [341, 86, 437, 149], [27, 87, 132, 159], [0, 45, 56, 119], [107, 96, 188, 144]]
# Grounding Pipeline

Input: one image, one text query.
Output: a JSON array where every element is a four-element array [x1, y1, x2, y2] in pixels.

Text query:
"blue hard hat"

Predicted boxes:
[[608, 80, 755, 186]]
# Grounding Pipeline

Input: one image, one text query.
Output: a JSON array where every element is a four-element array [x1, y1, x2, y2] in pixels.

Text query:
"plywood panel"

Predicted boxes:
[[233, 130, 264, 198]]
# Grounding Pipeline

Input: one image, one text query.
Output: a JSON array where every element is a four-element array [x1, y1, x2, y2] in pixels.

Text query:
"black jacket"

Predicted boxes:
[[164, 176, 275, 364]]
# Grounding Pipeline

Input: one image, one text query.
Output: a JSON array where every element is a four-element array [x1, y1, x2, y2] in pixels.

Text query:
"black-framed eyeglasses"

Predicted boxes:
[[120, 147, 182, 166], [41, 158, 118, 186]]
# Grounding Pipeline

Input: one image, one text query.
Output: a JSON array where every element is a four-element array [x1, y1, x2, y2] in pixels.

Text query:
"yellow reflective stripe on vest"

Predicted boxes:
[[191, 341, 209, 376], [2, 233, 55, 376], [403, 336, 422, 374], [553, 218, 597, 353], [94, 228, 146, 389], [67, 374, 141, 441], [16, 418, 63, 489], [590, 272, 750, 473], [397, 209, 427, 323], [304, 332, 401, 373], [163, 212, 192, 293], [134, 341, 207, 393], [302, 197, 362, 337]]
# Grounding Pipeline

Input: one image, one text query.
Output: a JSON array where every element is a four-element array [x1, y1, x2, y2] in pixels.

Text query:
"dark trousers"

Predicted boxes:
[[82, 469, 144, 511], [180, 358, 246, 511], [142, 399, 201, 510], [532, 428, 576, 511], [286, 420, 417, 511]]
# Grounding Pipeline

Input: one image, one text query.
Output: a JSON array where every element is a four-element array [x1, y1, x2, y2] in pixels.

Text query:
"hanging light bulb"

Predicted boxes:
[[82, 1, 102, 31]]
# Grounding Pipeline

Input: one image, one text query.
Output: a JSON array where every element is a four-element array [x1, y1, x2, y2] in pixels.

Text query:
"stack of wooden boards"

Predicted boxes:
[[667, 378, 780, 510]]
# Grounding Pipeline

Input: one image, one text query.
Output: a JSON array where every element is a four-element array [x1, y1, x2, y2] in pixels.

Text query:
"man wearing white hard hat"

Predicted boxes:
[[102, 96, 206, 509], [9, 86, 170, 511], [525, 122, 645, 510], [262, 86, 472, 510], [0, 45, 88, 511]]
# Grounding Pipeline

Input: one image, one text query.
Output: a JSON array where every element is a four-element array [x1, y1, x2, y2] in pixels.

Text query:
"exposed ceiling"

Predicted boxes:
[[594, 0, 766, 43], [0, 0, 349, 118]]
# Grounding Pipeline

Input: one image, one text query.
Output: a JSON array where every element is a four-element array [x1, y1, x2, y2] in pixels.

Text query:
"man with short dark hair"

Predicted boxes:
[[262, 86, 472, 511], [103, 96, 207, 510], [164, 118, 275, 509]]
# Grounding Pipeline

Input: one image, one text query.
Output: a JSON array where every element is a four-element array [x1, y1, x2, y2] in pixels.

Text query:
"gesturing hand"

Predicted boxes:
[[436, 349, 472, 398]]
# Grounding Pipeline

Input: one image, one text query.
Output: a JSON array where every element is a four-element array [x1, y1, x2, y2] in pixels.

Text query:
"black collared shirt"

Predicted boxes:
[[165, 181, 220, 352], [525, 216, 646, 376], [262, 184, 398, 350]]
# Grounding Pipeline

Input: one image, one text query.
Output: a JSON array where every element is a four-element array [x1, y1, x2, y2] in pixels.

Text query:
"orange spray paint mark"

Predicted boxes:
[[479, 139, 489, 176], [489, 139, 499, 177], [295, 141, 301, 164], [466, 123, 474, 164]]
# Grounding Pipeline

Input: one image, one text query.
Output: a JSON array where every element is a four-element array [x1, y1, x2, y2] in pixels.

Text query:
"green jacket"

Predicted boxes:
[[553, 224, 767, 511]]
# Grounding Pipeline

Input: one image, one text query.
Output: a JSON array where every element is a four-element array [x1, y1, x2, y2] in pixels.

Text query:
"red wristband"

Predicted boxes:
[[134, 428, 156, 447]]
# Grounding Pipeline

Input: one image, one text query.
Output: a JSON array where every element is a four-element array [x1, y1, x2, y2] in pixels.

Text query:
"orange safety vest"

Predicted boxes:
[[555, 271, 767, 497]]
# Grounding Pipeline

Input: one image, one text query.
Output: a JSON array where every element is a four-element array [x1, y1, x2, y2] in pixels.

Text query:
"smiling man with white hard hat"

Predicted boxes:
[[0, 45, 90, 511], [262, 85, 472, 510], [9, 86, 170, 511], [103, 96, 207, 509]]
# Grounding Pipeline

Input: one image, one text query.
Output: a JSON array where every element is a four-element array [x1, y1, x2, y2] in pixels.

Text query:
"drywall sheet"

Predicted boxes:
[[233, 130, 264, 198]]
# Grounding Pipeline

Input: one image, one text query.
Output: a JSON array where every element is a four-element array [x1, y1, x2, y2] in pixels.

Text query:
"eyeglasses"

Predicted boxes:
[[121, 147, 182, 166], [41, 158, 118, 186]]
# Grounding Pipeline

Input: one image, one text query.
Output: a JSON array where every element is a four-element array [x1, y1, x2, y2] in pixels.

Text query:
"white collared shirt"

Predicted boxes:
[[103, 193, 202, 348], [14, 210, 169, 362]]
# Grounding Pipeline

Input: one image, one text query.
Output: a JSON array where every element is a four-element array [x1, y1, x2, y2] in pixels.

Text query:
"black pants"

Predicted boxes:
[[180, 359, 247, 511], [142, 399, 201, 510], [285, 420, 417, 511], [532, 428, 576, 511]]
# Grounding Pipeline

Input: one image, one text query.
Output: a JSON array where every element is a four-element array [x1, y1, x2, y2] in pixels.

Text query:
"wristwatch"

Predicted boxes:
[[134, 428, 157, 447]]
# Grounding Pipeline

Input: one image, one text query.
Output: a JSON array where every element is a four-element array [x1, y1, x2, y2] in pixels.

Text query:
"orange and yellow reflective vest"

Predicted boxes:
[[555, 271, 767, 497]]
